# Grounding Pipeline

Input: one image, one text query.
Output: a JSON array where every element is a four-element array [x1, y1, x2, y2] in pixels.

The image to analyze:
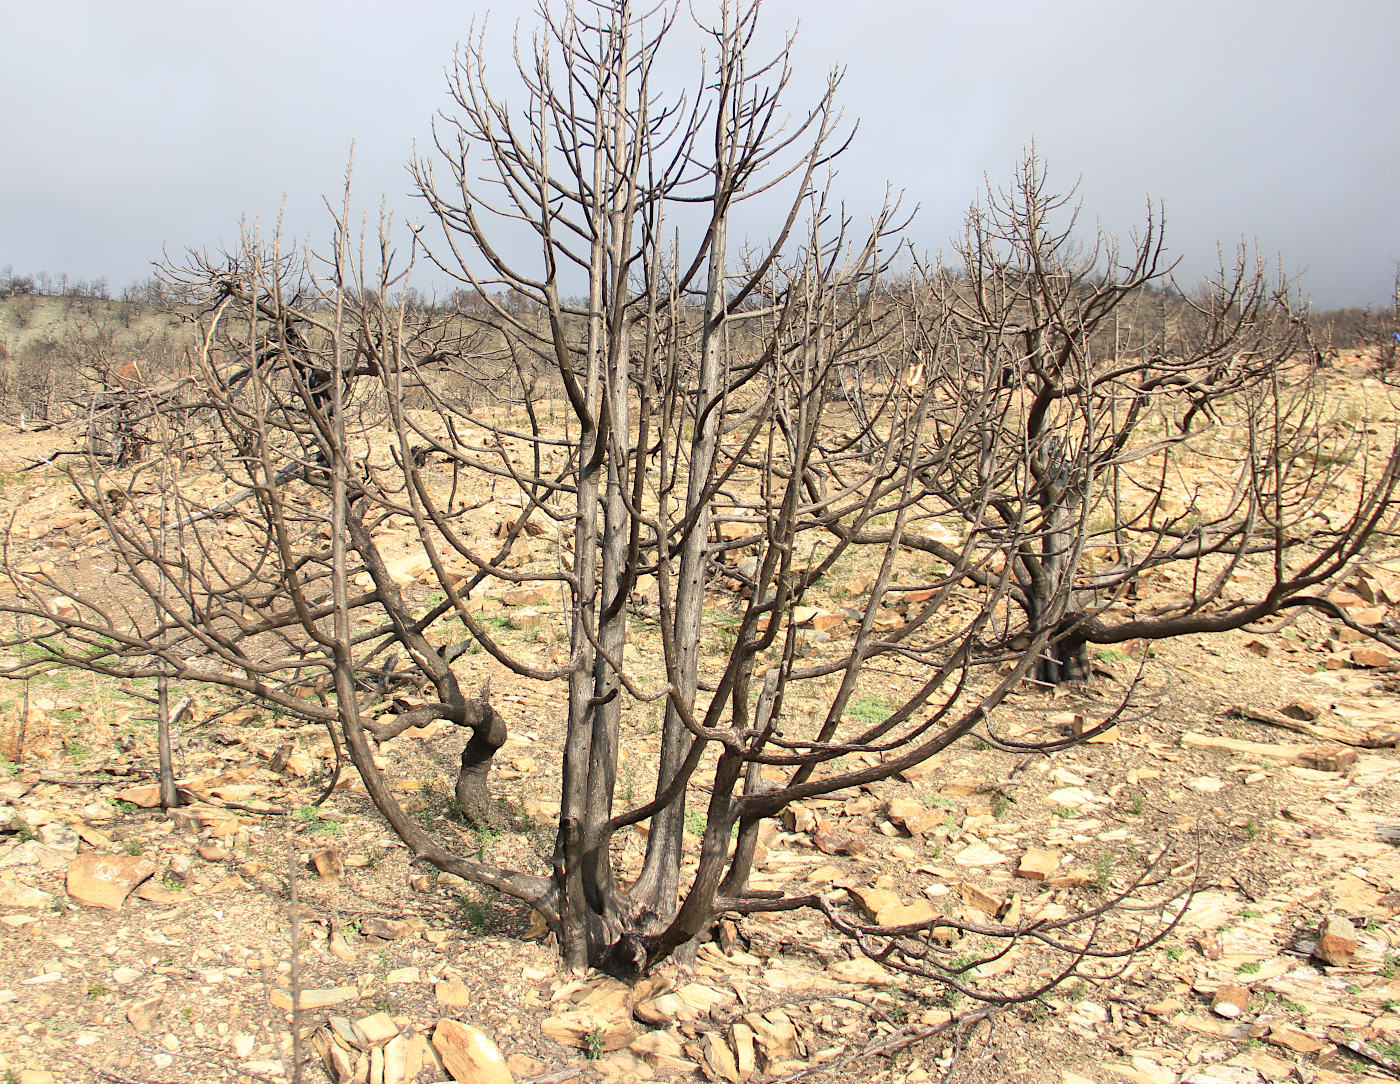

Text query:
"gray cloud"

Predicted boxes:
[[3, 0, 1395, 308]]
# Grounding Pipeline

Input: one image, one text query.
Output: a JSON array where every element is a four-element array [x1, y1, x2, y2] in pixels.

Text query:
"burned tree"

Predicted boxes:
[[1, 3, 1389, 1009]]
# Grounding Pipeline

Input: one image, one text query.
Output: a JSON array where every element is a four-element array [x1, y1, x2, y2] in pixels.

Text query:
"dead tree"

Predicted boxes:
[[4, 2, 1383, 1002]]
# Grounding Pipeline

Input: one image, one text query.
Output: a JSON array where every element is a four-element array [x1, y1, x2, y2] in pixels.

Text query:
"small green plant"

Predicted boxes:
[[1284, 1000, 1306, 1014], [1241, 1037, 1263, 1050], [1090, 854, 1114, 893], [1095, 648, 1129, 663], [1382, 953, 1400, 979], [1377, 1039, 1400, 1062], [1051, 804, 1074, 819], [375, 995, 397, 1014], [1163, 945, 1183, 961], [991, 793, 1009, 818], [1025, 997, 1049, 1022], [86, 982, 108, 999], [458, 894, 491, 934], [1242, 817, 1258, 841], [0, 756, 17, 778], [1240, 908, 1262, 921], [1066, 980, 1086, 1002], [294, 804, 319, 822], [123, 837, 145, 856], [1236, 961, 1261, 975], [1382, 998, 1400, 1013], [162, 876, 185, 892], [846, 695, 893, 724], [1127, 793, 1145, 815], [181, 1006, 194, 1021], [1363, 916, 1384, 933], [110, 799, 139, 815], [684, 808, 707, 837], [584, 1026, 608, 1060]]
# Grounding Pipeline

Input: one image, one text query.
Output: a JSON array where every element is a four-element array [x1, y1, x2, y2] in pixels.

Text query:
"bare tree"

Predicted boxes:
[[2, 1, 1387, 1005]]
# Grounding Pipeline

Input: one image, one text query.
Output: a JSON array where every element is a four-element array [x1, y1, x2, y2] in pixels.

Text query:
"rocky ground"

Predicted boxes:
[[0, 377, 1399, 1084]]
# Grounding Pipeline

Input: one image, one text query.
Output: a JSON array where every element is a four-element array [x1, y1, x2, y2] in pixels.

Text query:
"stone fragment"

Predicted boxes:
[[1211, 984, 1249, 1018], [954, 842, 1010, 866], [630, 1028, 694, 1073], [360, 916, 408, 941], [268, 985, 358, 1012], [436, 979, 474, 1008], [0, 881, 52, 908], [1017, 848, 1059, 880], [311, 1028, 357, 1083], [730, 1022, 756, 1082], [1350, 644, 1392, 667], [958, 881, 1001, 915], [65, 853, 155, 909], [1313, 914, 1357, 966], [702, 1032, 742, 1083], [115, 784, 162, 808], [433, 1019, 514, 1084], [312, 847, 344, 879], [352, 1011, 399, 1048], [542, 1008, 637, 1053], [382, 1030, 422, 1084], [329, 934, 355, 962], [886, 797, 939, 837], [828, 957, 894, 985], [1268, 1023, 1327, 1054], [127, 994, 163, 1032]]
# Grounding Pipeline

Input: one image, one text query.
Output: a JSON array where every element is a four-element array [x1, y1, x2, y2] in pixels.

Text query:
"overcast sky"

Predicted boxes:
[[3, 0, 1396, 309]]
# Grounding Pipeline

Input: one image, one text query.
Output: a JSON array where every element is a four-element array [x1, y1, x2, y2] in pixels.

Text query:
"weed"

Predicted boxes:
[[846, 695, 892, 724], [1239, 908, 1262, 921], [1066, 980, 1086, 1002], [375, 995, 396, 1014], [1095, 648, 1129, 663], [110, 799, 139, 815], [86, 982, 108, 999], [1242, 818, 1258, 841], [1382, 953, 1400, 979], [123, 837, 145, 856], [162, 876, 185, 892], [458, 894, 492, 934], [1377, 1039, 1400, 1062], [1363, 916, 1383, 933], [1163, 945, 1183, 961], [684, 808, 707, 837], [1236, 961, 1261, 975], [991, 794, 1009, 818], [1382, 998, 1400, 1013], [1025, 998, 1049, 1022], [181, 1006, 194, 1021], [1345, 983, 1362, 995], [584, 1027, 608, 1060], [1127, 793, 1145, 815], [311, 820, 343, 835], [1241, 1037, 1262, 1050], [1090, 855, 1114, 893], [1051, 804, 1074, 819], [968, 736, 992, 752], [476, 825, 499, 862], [0, 757, 16, 778]]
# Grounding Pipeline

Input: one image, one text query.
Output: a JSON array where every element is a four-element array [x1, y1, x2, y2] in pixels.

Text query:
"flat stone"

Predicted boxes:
[[827, 957, 894, 985], [65, 853, 155, 909], [436, 979, 474, 1008], [1017, 848, 1059, 880], [269, 985, 358, 1012], [352, 1011, 399, 1048], [433, 1019, 514, 1084], [1268, 1023, 1327, 1055], [0, 881, 52, 908]]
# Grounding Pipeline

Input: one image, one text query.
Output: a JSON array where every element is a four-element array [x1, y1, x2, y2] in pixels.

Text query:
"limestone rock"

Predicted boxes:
[[542, 1007, 637, 1053], [1211, 984, 1249, 1018], [1313, 914, 1357, 966], [65, 853, 155, 909], [886, 798, 939, 837], [312, 847, 344, 879], [269, 985, 358, 1012], [352, 1011, 399, 1048], [433, 1019, 514, 1084]]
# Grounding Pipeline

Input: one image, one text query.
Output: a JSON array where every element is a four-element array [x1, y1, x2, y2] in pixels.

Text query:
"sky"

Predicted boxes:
[[3, 0, 1397, 310]]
